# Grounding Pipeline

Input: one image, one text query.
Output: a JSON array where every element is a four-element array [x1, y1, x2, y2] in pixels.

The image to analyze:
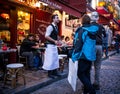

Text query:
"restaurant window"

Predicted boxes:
[[17, 11, 30, 44], [0, 13, 10, 43]]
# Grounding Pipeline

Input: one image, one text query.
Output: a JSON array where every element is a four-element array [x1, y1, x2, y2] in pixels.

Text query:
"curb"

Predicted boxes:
[[14, 73, 68, 94]]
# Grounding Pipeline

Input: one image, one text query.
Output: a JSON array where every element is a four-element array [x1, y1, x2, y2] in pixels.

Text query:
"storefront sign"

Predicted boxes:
[[35, 9, 51, 42], [35, 19, 49, 42], [40, 0, 62, 9], [65, 18, 80, 28]]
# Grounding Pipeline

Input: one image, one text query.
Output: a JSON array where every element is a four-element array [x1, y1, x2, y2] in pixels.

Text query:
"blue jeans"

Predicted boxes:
[[77, 59, 96, 94], [34, 55, 43, 68], [21, 51, 34, 67]]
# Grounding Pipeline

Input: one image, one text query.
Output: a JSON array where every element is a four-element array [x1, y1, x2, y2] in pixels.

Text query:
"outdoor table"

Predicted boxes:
[[0, 48, 17, 53], [0, 48, 17, 79]]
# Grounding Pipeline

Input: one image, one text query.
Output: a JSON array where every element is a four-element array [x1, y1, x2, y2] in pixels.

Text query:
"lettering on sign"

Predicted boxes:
[[40, 0, 62, 9], [36, 19, 49, 36], [65, 18, 80, 28]]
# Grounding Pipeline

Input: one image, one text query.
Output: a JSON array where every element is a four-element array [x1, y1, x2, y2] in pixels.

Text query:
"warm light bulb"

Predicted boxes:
[[35, 2, 40, 8]]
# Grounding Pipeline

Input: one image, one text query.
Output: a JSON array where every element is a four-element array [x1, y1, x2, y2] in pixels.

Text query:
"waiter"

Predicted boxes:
[[42, 14, 61, 79]]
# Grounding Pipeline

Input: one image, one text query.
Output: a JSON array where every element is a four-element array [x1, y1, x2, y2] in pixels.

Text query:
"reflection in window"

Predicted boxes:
[[17, 11, 30, 44]]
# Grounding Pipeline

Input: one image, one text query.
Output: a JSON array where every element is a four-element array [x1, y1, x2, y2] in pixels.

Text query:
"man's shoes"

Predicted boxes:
[[92, 84, 100, 90]]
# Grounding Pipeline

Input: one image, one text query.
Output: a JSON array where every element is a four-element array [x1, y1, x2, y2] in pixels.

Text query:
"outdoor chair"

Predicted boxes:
[[58, 54, 67, 72], [16, 46, 28, 69]]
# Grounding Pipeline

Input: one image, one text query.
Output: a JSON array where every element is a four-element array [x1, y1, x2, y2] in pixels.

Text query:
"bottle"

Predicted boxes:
[[2, 43, 7, 51]]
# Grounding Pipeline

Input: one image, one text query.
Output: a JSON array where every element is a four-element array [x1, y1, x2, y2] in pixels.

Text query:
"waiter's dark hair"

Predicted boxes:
[[51, 14, 58, 21], [81, 14, 91, 25]]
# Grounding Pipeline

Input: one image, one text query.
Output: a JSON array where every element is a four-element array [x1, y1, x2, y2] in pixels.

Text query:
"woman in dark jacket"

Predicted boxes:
[[72, 15, 98, 94]]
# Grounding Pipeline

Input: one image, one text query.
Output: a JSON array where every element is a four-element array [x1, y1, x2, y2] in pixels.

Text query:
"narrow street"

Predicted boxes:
[[31, 53, 120, 94]]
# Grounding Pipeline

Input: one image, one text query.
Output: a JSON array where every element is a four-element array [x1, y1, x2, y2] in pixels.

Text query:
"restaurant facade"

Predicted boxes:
[[0, 0, 86, 63]]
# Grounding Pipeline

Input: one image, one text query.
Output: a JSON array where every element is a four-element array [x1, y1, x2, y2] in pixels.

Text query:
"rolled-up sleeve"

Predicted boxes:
[[45, 25, 53, 37]]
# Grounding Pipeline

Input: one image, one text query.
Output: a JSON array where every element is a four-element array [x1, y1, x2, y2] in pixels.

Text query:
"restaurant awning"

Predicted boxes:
[[96, 6, 113, 20], [40, 0, 86, 18], [86, 5, 111, 25], [86, 4, 95, 12]]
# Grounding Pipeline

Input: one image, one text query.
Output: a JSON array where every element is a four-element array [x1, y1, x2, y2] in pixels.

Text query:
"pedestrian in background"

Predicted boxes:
[[102, 25, 109, 58], [114, 33, 120, 53], [91, 11, 106, 90], [42, 14, 61, 79], [65, 36, 70, 45], [72, 14, 98, 94], [33, 34, 43, 70]]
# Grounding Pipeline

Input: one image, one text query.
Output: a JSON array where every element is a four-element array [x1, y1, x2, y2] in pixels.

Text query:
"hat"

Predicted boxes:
[[90, 11, 99, 21]]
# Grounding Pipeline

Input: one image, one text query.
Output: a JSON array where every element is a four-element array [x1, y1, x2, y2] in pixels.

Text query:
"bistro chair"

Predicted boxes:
[[4, 63, 26, 88], [16, 46, 28, 69], [58, 54, 67, 72]]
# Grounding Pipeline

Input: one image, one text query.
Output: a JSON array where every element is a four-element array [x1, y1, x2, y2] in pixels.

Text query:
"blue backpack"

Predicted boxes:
[[72, 25, 98, 62]]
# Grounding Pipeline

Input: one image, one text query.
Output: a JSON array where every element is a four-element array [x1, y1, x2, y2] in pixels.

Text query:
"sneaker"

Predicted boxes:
[[92, 84, 100, 90]]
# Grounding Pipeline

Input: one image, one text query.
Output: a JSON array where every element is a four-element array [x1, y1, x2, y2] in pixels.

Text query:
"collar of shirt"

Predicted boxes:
[[52, 22, 57, 27], [52, 22, 58, 32]]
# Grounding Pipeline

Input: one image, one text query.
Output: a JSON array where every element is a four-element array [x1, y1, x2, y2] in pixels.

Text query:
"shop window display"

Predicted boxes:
[[0, 13, 10, 42], [17, 11, 30, 44]]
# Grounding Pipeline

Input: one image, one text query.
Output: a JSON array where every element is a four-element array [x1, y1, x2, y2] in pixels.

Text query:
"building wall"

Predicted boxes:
[[61, 11, 73, 39]]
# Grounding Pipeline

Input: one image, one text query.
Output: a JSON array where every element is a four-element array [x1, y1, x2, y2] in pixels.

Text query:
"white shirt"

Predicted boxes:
[[45, 23, 57, 37]]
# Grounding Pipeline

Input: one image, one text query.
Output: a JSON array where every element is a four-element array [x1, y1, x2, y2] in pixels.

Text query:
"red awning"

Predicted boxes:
[[98, 15, 110, 25], [96, 6, 113, 19], [40, 0, 86, 18]]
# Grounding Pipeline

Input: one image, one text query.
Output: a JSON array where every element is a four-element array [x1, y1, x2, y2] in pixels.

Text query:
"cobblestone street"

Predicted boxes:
[[31, 53, 120, 94]]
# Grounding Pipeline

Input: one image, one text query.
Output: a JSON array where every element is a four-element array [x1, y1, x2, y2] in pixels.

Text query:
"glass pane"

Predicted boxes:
[[0, 13, 10, 43], [17, 10, 30, 44]]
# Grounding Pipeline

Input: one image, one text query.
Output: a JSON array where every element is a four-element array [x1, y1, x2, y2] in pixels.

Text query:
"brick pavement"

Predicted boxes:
[[0, 50, 117, 94], [31, 53, 120, 94]]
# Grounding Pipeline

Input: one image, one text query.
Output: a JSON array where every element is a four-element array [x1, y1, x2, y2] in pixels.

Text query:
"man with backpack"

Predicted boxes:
[[91, 11, 106, 90]]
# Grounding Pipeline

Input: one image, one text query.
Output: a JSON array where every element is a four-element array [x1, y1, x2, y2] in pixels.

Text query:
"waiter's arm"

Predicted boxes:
[[45, 36, 58, 44]]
